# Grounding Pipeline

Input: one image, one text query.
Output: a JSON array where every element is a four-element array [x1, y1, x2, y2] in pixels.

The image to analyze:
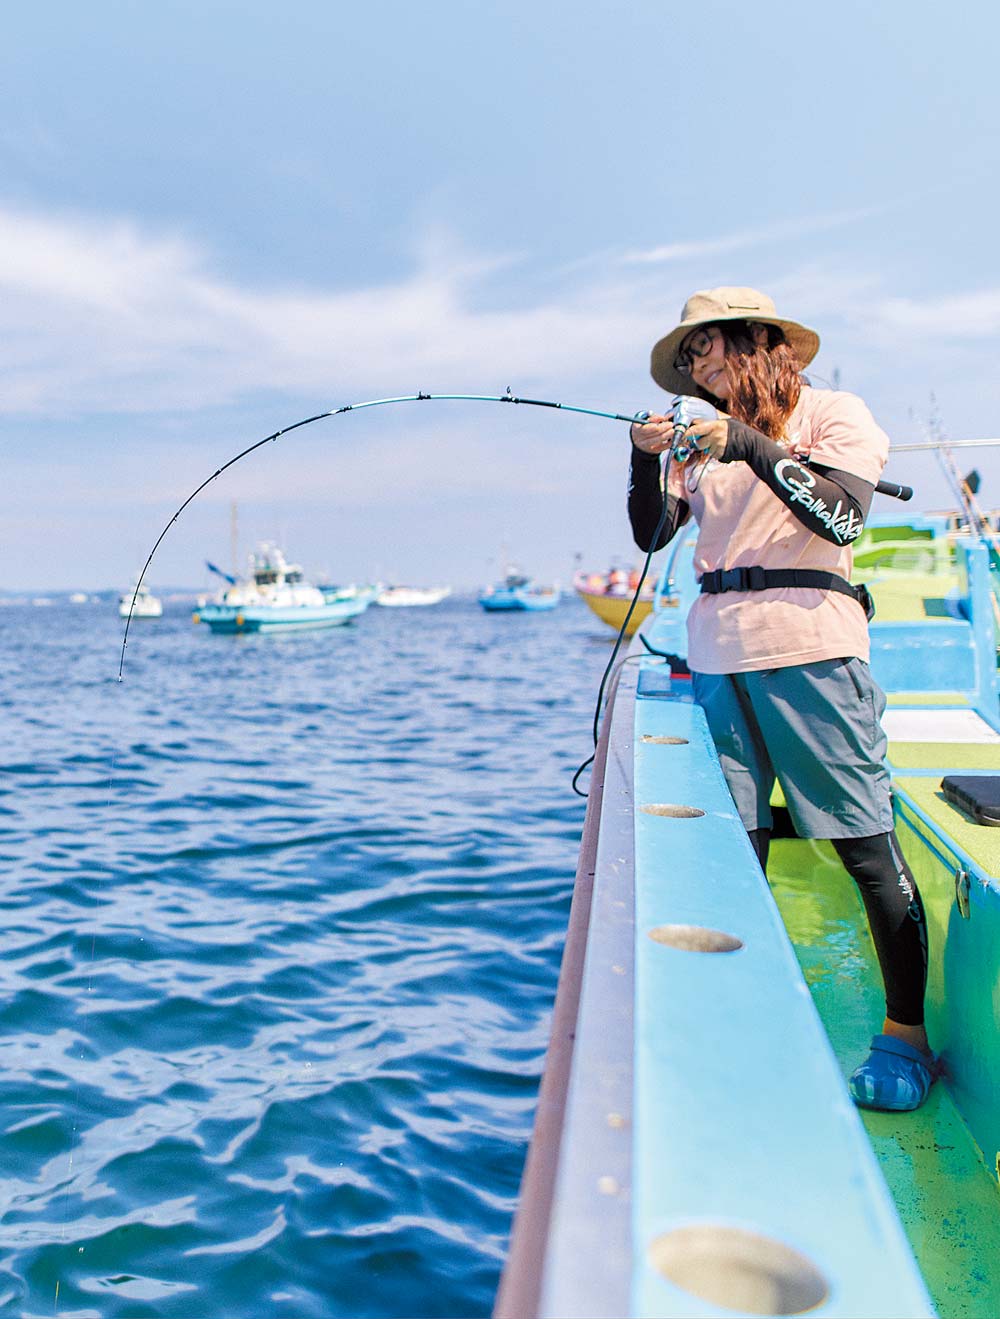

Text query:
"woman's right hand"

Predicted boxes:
[[629, 412, 676, 456]]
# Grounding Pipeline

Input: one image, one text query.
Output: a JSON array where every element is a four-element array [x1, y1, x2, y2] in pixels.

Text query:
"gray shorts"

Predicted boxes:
[[692, 657, 894, 839]]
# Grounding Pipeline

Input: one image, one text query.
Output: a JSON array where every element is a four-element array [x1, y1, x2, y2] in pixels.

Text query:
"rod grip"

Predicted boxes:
[[875, 479, 913, 501]]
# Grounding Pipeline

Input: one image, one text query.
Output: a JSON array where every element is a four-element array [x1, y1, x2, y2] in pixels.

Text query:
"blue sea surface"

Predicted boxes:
[[0, 594, 613, 1318]]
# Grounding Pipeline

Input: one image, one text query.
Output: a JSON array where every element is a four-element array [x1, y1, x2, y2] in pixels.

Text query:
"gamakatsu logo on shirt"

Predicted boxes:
[[774, 459, 864, 544]]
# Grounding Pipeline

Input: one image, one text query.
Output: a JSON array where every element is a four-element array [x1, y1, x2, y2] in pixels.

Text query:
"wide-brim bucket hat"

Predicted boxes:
[[650, 286, 820, 396]]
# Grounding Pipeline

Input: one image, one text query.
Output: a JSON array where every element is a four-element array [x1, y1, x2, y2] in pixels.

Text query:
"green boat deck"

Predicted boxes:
[[769, 840, 1000, 1319], [860, 572, 963, 622], [766, 535, 1000, 1318]]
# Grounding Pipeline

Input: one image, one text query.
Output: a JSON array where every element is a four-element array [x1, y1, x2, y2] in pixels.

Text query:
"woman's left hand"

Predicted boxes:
[[684, 417, 729, 461]]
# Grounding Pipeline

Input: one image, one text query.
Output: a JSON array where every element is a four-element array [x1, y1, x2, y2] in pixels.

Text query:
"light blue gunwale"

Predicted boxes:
[[629, 662, 933, 1319]]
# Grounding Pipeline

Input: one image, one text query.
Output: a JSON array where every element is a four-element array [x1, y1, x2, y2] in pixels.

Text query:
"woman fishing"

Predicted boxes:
[[627, 286, 937, 1113]]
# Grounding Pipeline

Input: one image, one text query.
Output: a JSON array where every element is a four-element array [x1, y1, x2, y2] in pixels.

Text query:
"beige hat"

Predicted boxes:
[[649, 286, 820, 396]]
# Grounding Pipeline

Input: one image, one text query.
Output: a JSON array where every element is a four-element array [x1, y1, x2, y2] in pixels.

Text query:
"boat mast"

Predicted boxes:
[[924, 401, 1000, 636], [230, 501, 239, 579]]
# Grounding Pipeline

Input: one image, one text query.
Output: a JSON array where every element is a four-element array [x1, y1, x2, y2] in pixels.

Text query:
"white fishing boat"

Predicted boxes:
[[375, 585, 452, 607], [118, 582, 163, 619], [319, 582, 379, 607], [195, 543, 371, 634]]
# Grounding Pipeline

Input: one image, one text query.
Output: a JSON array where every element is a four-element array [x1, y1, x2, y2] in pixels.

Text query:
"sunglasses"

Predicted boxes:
[[673, 326, 719, 376]]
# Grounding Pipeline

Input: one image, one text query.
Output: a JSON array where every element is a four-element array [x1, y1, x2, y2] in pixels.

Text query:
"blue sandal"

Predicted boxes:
[[849, 1035, 939, 1112]]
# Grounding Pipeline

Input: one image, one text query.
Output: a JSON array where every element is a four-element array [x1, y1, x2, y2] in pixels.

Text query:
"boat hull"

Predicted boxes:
[[574, 587, 652, 634], [479, 589, 560, 611], [195, 599, 368, 633], [376, 587, 451, 607], [119, 590, 163, 618]]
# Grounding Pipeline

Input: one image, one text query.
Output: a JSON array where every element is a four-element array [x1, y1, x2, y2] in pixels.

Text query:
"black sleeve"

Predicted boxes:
[[627, 445, 690, 552], [723, 420, 874, 545]]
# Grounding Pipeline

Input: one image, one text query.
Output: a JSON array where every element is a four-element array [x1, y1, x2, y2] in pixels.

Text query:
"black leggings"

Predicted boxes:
[[749, 828, 928, 1026]]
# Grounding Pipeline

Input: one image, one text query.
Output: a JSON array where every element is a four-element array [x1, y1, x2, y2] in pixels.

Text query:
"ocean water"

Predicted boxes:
[[0, 594, 613, 1318]]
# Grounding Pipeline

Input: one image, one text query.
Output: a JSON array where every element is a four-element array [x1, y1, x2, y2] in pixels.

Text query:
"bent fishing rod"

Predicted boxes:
[[117, 387, 914, 677]]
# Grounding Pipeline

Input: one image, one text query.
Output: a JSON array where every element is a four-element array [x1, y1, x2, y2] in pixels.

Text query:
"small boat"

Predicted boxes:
[[479, 569, 560, 612], [118, 582, 163, 619], [573, 567, 663, 636], [318, 582, 378, 608], [375, 585, 452, 607], [499, 498, 1000, 1318], [195, 543, 371, 634]]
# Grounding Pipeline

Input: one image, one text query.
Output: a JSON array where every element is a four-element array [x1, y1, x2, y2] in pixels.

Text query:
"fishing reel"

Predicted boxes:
[[634, 395, 719, 463]]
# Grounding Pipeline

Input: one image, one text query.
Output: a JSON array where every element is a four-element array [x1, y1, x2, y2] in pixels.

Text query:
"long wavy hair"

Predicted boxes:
[[701, 321, 804, 440]]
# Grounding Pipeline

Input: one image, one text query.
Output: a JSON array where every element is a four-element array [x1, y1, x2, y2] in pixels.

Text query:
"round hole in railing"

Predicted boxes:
[[648, 1225, 828, 1315], [648, 924, 743, 953], [640, 735, 689, 745], [639, 803, 705, 818]]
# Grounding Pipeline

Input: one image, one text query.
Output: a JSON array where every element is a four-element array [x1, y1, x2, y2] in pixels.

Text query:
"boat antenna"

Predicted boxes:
[[921, 397, 1000, 634], [923, 396, 979, 530]]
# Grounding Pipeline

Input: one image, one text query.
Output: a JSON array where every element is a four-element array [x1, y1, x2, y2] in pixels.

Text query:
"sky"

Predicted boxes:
[[4, 0, 1000, 592]]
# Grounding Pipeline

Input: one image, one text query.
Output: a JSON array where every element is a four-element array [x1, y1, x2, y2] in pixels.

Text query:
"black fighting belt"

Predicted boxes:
[[699, 566, 874, 620]]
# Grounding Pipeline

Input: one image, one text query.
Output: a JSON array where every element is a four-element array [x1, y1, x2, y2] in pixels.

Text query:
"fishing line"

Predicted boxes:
[[570, 477, 674, 796]]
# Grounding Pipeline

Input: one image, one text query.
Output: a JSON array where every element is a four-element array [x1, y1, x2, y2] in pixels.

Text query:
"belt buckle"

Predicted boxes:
[[719, 567, 745, 592]]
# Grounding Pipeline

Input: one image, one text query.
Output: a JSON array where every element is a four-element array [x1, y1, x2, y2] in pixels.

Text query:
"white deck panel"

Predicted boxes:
[[881, 707, 1000, 744]]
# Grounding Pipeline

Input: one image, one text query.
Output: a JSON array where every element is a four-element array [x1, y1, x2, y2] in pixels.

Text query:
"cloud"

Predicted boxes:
[[1, 198, 997, 434], [620, 207, 887, 266], [0, 202, 665, 417], [867, 289, 1000, 337]]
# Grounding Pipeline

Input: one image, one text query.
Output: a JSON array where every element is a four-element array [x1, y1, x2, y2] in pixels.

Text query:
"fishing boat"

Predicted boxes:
[[497, 494, 1000, 1316], [195, 543, 372, 634], [479, 569, 560, 612], [375, 585, 452, 607], [118, 582, 163, 619], [574, 567, 661, 636], [318, 581, 379, 608]]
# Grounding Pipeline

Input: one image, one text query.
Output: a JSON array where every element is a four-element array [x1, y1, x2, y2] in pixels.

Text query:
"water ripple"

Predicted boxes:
[[0, 595, 611, 1316]]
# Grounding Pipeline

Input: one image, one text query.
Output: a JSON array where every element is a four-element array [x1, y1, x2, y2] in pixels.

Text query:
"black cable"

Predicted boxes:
[[638, 633, 674, 658], [570, 752, 595, 797]]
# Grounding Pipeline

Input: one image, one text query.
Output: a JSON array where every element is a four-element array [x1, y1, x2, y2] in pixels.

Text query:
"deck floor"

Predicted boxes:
[[769, 838, 1000, 1319]]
